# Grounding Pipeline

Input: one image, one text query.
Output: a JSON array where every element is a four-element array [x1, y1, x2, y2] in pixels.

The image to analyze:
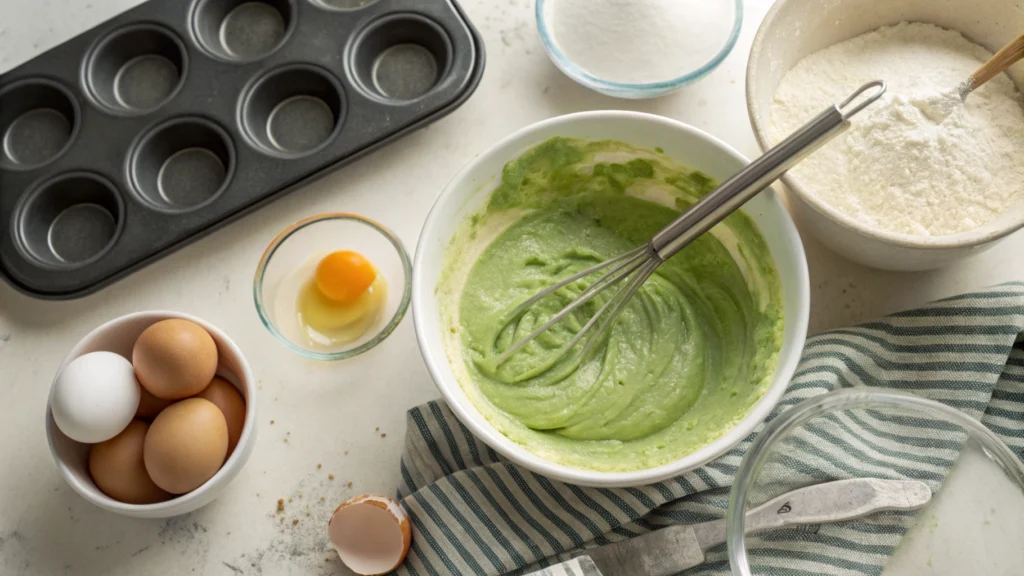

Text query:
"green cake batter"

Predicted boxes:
[[439, 138, 784, 472]]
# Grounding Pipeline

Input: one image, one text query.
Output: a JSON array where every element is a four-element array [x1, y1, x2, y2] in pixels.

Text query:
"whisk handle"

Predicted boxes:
[[650, 80, 886, 261]]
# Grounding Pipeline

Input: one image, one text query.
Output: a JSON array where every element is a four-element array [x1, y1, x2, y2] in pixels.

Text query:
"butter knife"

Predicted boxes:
[[527, 478, 932, 576]]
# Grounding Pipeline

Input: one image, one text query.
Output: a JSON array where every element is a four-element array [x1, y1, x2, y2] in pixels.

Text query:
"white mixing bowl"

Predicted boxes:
[[46, 311, 257, 518], [747, 0, 1024, 271], [413, 111, 810, 487]]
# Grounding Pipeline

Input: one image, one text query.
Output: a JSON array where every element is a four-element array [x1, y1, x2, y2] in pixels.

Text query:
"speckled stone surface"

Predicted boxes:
[[1, 1, 1022, 574]]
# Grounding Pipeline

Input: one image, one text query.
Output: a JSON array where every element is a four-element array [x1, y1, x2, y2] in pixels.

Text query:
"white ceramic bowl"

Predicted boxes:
[[747, 0, 1024, 271], [45, 311, 257, 518], [413, 111, 810, 487]]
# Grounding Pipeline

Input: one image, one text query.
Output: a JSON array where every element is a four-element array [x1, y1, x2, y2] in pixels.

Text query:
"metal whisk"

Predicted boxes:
[[494, 80, 887, 369]]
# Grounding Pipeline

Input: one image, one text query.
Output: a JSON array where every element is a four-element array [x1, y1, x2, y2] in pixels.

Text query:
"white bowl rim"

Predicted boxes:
[[413, 110, 810, 486], [45, 310, 257, 514], [745, 0, 1024, 251]]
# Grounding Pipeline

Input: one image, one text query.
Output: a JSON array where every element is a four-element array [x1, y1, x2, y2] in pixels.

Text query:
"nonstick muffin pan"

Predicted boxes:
[[0, 0, 484, 299]]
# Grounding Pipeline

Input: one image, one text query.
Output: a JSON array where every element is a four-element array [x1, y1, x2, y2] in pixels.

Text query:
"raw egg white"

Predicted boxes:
[[328, 495, 412, 575], [274, 251, 388, 351], [51, 351, 140, 443]]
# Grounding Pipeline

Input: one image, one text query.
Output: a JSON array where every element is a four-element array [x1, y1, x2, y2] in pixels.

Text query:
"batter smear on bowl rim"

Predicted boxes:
[[437, 138, 785, 472]]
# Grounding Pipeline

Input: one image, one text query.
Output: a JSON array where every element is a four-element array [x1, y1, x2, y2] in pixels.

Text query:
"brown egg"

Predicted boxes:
[[133, 319, 218, 400], [144, 398, 228, 494], [196, 376, 246, 456], [89, 420, 172, 504], [136, 384, 173, 420]]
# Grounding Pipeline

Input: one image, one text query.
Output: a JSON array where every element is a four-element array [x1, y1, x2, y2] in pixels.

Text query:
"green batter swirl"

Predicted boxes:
[[443, 138, 784, 472]]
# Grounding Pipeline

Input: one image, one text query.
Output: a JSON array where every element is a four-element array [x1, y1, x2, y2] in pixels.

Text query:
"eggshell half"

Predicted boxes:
[[328, 495, 412, 575]]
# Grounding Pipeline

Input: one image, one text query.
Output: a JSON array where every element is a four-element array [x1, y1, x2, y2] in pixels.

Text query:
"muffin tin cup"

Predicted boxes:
[[240, 65, 346, 157], [13, 172, 124, 270], [350, 13, 454, 103], [193, 0, 295, 62], [0, 80, 80, 170], [0, 0, 484, 299], [312, 0, 381, 11], [84, 24, 188, 115], [129, 117, 236, 212]]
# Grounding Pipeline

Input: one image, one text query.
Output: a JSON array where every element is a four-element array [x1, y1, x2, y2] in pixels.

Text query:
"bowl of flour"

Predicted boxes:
[[747, 0, 1024, 271], [536, 0, 743, 99]]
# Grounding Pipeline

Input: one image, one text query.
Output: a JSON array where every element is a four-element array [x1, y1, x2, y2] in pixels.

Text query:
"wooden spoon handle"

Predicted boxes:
[[969, 31, 1024, 91]]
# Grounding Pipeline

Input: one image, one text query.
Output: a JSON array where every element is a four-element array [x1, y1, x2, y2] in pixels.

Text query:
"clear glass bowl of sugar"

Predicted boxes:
[[726, 388, 1024, 575], [536, 0, 742, 99]]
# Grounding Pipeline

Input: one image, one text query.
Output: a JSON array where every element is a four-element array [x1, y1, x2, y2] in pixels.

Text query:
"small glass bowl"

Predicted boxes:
[[726, 388, 1024, 575], [535, 0, 743, 99], [253, 213, 411, 361]]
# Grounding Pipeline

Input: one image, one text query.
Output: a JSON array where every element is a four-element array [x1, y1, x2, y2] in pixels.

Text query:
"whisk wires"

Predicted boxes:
[[493, 245, 659, 372]]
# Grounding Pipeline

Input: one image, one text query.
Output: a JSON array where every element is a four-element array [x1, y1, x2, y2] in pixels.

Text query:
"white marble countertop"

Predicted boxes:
[[2, 0, 1022, 574]]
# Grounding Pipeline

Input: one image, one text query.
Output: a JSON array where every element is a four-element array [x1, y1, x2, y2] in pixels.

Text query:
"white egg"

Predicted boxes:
[[51, 351, 141, 443]]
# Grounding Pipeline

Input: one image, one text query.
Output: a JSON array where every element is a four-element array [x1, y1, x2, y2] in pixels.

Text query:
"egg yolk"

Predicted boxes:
[[297, 251, 388, 348], [316, 251, 377, 302]]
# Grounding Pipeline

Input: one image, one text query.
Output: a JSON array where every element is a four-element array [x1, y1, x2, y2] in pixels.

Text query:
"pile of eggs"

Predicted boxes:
[[50, 319, 245, 504]]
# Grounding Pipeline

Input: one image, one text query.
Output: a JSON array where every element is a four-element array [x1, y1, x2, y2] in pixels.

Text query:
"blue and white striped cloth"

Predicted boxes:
[[393, 283, 1024, 576]]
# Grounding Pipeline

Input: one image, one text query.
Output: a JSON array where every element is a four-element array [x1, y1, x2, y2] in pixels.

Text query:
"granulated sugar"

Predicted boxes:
[[770, 22, 1024, 236], [547, 0, 735, 84]]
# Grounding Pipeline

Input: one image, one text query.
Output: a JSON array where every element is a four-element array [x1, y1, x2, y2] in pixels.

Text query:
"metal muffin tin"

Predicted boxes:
[[0, 0, 484, 299]]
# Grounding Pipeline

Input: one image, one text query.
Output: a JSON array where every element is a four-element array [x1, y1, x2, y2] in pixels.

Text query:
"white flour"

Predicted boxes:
[[770, 22, 1024, 236], [547, 0, 734, 84]]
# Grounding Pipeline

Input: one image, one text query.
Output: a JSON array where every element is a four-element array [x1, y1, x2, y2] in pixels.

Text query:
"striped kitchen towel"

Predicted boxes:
[[393, 282, 1024, 576]]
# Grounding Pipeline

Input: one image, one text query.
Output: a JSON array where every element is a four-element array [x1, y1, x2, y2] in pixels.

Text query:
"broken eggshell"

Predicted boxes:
[[328, 494, 412, 575]]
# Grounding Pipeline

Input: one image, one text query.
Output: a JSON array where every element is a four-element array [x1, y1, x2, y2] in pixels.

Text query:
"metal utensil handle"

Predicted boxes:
[[649, 80, 886, 261], [742, 478, 932, 536], [692, 477, 931, 551]]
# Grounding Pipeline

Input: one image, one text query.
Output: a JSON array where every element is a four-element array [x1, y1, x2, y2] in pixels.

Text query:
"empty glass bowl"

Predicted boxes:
[[727, 388, 1024, 575], [253, 213, 411, 360], [535, 0, 743, 99]]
